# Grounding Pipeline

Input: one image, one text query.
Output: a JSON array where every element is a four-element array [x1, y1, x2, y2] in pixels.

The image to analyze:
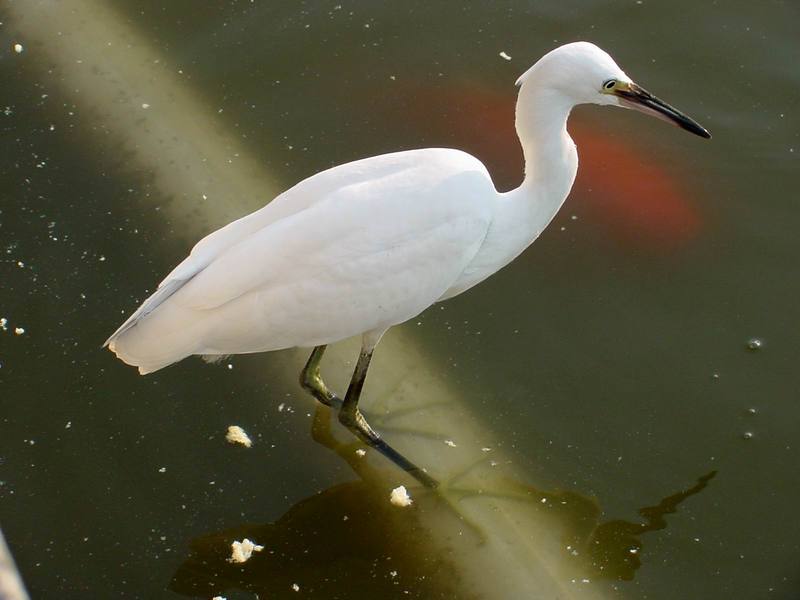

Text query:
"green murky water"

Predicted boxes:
[[2, 1, 799, 598]]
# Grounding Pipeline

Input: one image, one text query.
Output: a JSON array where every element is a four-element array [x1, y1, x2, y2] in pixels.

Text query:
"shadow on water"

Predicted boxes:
[[169, 405, 468, 600], [169, 478, 462, 599], [169, 405, 716, 598]]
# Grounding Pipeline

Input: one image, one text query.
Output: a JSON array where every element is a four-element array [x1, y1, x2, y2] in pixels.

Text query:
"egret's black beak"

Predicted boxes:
[[612, 82, 711, 139]]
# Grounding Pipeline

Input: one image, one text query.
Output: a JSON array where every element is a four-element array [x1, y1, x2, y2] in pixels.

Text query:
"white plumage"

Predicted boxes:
[[107, 149, 496, 373], [106, 42, 709, 376]]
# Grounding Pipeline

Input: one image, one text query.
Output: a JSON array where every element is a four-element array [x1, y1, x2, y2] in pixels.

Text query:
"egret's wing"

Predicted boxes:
[[176, 162, 494, 317], [104, 150, 444, 346], [106, 149, 495, 357], [162, 150, 465, 283]]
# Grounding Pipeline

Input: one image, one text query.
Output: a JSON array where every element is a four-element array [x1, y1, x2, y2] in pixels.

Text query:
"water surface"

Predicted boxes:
[[2, 1, 799, 598]]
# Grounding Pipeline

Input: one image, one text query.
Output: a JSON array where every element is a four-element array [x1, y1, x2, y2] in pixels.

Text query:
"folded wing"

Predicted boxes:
[[106, 149, 496, 373]]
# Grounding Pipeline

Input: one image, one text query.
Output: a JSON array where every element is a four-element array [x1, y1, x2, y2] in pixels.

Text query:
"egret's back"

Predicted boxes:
[[107, 148, 496, 374]]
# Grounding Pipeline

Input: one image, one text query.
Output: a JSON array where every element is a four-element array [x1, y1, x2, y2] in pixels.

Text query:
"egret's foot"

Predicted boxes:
[[357, 399, 459, 444], [415, 456, 552, 543], [301, 344, 438, 488], [362, 402, 453, 442], [401, 477, 488, 543], [368, 424, 444, 441], [338, 404, 438, 489], [299, 345, 342, 409]]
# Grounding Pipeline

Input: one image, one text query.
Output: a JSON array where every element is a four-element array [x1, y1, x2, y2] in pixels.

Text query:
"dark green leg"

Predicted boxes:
[[300, 345, 342, 409], [300, 344, 438, 489], [338, 347, 439, 489]]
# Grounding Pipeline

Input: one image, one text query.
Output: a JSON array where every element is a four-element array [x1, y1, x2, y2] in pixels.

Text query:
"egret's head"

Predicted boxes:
[[517, 42, 711, 138]]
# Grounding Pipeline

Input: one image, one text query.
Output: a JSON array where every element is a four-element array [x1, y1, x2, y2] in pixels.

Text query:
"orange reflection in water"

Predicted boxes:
[[571, 119, 702, 250]]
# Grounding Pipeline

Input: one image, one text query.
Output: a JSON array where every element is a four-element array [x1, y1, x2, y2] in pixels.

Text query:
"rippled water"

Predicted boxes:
[[2, 1, 799, 598]]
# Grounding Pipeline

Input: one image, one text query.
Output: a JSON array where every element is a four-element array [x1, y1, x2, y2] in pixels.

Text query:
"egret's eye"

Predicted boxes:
[[602, 79, 616, 90]]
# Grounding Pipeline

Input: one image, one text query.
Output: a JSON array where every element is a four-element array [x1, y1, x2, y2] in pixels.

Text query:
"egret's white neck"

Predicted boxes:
[[435, 84, 581, 300], [494, 83, 579, 252], [494, 85, 578, 255], [515, 84, 577, 192]]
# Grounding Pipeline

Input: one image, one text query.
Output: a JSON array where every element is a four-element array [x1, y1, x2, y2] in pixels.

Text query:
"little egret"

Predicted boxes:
[[106, 42, 710, 488]]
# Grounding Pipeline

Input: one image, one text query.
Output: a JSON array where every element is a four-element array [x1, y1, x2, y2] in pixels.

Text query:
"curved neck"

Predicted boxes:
[[515, 85, 576, 192], [443, 84, 580, 296], [487, 84, 578, 265]]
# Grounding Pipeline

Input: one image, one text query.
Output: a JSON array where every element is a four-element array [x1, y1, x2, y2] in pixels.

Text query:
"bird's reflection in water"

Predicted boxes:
[[518, 470, 716, 581], [170, 406, 715, 598], [169, 477, 460, 599], [170, 405, 469, 599]]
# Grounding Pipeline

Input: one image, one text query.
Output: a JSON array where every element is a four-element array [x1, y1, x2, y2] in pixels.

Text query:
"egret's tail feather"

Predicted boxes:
[[107, 343, 188, 375], [107, 332, 194, 375], [103, 278, 187, 348], [105, 295, 208, 375]]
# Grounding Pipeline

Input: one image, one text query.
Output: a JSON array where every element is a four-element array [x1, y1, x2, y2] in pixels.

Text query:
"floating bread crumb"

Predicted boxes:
[[228, 538, 264, 563], [225, 425, 252, 448], [389, 485, 413, 507]]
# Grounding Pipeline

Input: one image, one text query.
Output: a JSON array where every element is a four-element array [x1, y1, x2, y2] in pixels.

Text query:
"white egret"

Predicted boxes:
[[106, 42, 710, 487]]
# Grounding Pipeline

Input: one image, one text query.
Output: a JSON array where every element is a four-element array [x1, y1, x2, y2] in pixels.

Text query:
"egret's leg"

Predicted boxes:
[[299, 345, 342, 409], [338, 346, 438, 489], [300, 343, 437, 488]]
